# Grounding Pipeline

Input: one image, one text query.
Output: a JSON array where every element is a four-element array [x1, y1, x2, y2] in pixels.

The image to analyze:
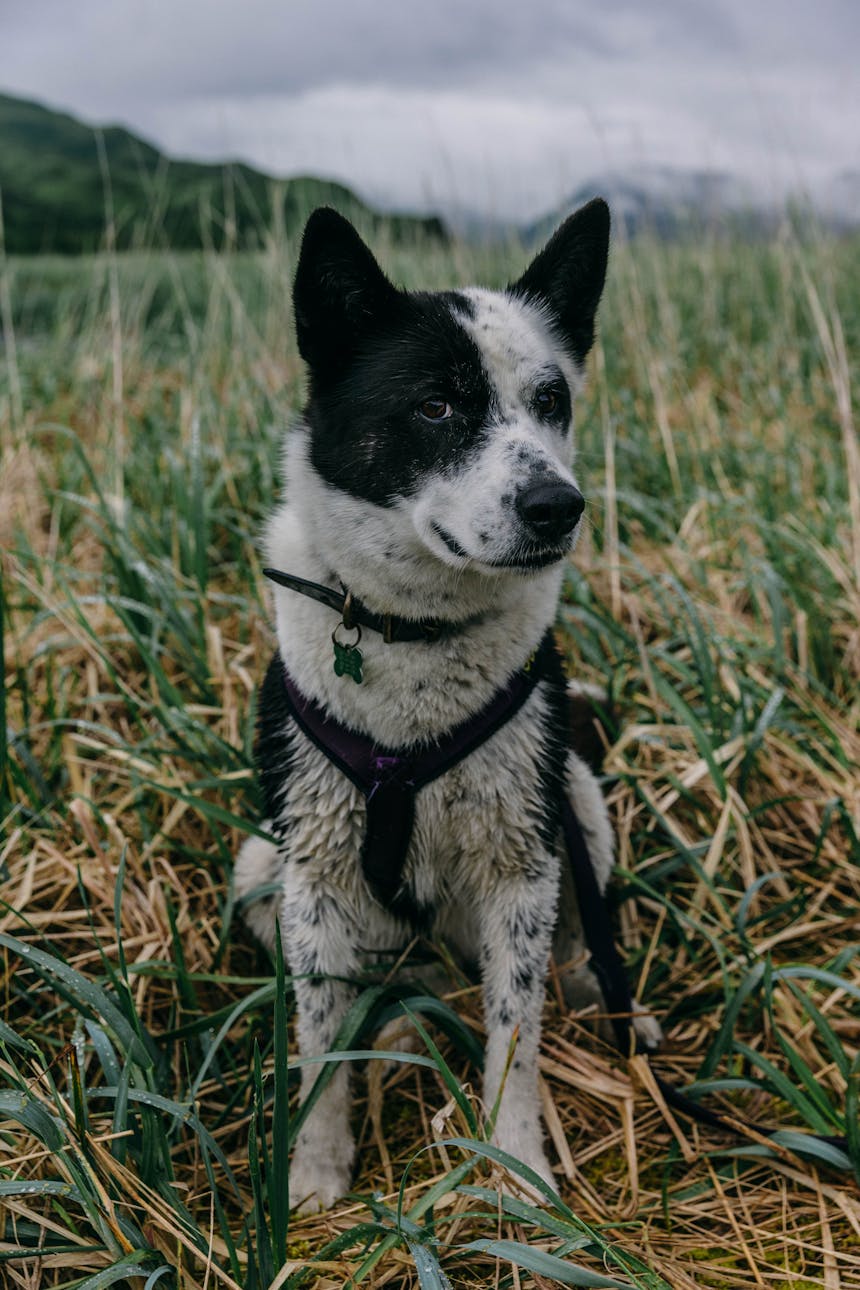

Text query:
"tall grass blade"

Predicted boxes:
[[271, 923, 290, 1266]]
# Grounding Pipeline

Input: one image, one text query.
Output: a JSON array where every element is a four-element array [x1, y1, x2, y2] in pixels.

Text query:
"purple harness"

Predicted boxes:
[[280, 632, 558, 919]]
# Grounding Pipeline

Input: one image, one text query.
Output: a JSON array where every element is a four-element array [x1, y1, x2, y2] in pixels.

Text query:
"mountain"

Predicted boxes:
[[0, 93, 447, 255], [525, 166, 772, 242], [526, 164, 860, 243]]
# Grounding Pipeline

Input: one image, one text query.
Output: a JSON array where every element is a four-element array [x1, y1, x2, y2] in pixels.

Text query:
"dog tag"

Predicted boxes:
[[332, 618, 364, 683], [332, 637, 364, 683]]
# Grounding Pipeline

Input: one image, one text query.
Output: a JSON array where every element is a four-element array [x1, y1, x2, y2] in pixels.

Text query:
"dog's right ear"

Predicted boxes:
[[293, 208, 397, 372], [509, 198, 610, 365]]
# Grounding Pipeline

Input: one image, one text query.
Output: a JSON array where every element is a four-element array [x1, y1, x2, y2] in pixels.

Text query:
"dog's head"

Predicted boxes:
[[292, 202, 609, 578]]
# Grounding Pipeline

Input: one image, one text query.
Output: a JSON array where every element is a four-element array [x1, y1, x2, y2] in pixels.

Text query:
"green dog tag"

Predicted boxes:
[[333, 639, 364, 684]]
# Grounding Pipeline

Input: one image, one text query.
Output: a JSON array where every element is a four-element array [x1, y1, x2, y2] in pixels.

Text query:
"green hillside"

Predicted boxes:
[[0, 92, 446, 254]]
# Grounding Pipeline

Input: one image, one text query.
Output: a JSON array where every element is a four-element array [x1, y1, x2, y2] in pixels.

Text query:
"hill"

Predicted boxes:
[[0, 92, 447, 254], [523, 164, 860, 244]]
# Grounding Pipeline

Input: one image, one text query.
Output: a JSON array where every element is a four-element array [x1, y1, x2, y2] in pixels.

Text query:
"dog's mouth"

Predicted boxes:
[[431, 522, 471, 560], [430, 522, 568, 572], [485, 547, 568, 570]]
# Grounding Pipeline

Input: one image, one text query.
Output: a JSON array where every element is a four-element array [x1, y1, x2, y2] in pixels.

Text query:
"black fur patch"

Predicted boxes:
[[293, 204, 608, 508], [567, 691, 614, 773], [387, 886, 434, 932], [255, 651, 295, 838], [306, 291, 496, 506]]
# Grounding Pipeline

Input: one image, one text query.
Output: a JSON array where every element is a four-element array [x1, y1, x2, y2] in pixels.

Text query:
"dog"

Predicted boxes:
[[235, 201, 660, 1214]]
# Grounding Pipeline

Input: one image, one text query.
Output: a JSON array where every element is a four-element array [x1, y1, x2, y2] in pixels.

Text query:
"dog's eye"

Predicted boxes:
[[534, 388, 560, 417], [418, 399, 453, 422]]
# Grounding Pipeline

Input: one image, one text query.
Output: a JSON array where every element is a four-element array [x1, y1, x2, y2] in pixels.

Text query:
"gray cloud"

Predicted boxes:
[[0, 0, 856, 220], [3, 0, 616, 101]]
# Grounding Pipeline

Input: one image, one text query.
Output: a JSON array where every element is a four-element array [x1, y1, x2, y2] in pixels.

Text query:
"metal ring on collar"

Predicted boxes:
[[332, 621, 362, 649]]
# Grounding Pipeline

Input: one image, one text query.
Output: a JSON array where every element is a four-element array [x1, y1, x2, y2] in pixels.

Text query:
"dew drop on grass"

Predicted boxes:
[[73, 1016, 86, 1071]]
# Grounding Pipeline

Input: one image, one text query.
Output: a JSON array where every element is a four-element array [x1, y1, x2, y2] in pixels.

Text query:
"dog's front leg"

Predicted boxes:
[[479, 862, 559, 1190], [281, 871, 360, 1213]]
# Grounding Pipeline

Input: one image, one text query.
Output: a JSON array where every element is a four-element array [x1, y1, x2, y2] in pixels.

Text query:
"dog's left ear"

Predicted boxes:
[[293, 207, 398, 374], [509, 198, 610, 363]]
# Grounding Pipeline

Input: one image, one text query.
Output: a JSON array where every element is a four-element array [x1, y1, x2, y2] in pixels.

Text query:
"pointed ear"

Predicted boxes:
[[293, 207, 398, 371], [509, 198, 610, 363]]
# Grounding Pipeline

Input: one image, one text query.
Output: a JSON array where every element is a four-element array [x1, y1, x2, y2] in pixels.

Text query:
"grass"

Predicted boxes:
[[1, 212, 859, 1288]]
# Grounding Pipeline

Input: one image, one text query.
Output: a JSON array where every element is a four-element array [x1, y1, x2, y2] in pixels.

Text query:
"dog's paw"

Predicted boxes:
[[559, 967, 662, 1051], [495, 1142, 557, 1203], [631, 997, 663, 1051], [289, 1151, 352, 1215], [492, 1121, 556, 1201]]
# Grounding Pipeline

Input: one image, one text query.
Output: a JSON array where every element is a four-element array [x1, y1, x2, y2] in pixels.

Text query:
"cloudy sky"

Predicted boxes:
[[1, 0, 857, 221]]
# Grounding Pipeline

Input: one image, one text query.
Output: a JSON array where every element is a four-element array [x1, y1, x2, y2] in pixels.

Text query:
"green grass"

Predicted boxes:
[[0, 216, 859, 1287]]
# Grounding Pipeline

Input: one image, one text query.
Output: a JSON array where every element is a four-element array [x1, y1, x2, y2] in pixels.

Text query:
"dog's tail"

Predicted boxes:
[[234, 828, 282, 954]]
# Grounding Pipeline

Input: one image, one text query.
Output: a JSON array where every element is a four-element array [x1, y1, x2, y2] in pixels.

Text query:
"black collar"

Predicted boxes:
[[262, 567, 475, 644]]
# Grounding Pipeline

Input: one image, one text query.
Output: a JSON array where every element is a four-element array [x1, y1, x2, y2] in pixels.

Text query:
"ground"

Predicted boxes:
[[1, 221, 859, 1287]]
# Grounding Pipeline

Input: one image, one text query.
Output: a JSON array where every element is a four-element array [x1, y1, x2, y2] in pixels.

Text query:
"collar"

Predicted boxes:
[[263, 567, 476, 643]]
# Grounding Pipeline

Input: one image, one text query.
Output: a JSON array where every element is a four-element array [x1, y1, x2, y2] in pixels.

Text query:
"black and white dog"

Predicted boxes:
[[236, 201, 659, 1213]]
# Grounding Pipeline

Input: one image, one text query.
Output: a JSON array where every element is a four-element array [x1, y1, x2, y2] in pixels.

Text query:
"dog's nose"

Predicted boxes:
[[515, 480, 585, 543]]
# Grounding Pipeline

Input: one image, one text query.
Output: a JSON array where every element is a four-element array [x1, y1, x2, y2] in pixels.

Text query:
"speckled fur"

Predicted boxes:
[[234, 204, 659, 1214]]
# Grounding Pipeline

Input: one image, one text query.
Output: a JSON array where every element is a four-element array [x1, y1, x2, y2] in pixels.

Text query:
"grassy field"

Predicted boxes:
[[1, 216, 859, 1288]]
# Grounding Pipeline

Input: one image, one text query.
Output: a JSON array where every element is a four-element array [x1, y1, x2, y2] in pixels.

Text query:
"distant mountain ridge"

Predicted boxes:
[[2, 92, 856, 255], [560, 167, 762, 238], [449, 165, 860, 243], [0, 92, 447, 254], [539, 165, 860, 240]]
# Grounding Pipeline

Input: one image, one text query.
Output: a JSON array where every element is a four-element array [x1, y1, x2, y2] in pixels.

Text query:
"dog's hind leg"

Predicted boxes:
[[233, 828, 283, 954]]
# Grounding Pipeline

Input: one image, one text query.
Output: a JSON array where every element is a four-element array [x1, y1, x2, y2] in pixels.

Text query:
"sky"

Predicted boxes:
[[0, 0, 857, 222]]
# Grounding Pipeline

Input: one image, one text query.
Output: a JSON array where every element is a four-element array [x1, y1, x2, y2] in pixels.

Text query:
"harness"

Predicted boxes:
[[263, 567, 851, 1163], [277, 630, 562, 922]]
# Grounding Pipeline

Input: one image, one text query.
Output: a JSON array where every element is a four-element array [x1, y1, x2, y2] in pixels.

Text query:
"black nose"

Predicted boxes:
[[515, 480, 585, 543]]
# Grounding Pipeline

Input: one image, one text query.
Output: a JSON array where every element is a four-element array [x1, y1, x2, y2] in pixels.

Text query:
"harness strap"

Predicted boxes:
[[280, 633, 557, 913], [562, 797, 851, 1156]]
